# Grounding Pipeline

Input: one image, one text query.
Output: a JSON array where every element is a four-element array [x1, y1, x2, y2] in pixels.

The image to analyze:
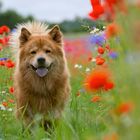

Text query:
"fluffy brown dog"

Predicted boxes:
[[10, 22, 70, 130]]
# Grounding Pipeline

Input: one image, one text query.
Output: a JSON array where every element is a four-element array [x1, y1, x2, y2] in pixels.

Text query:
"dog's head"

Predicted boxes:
[[19, 25, 64, 77]]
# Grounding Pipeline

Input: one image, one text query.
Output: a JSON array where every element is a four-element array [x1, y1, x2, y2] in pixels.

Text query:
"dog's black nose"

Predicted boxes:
[[37, 57, 45, 65]]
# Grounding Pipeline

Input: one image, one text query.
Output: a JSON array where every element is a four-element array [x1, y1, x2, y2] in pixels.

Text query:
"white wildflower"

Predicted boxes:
[[91, 58, 96, 62], [74, 64, 79, 68], [78, 65, 82, 69], [8, 108, 13, 112], [1, 91, 6, 94], [85, 68, 90, 72], [0, 105, 6, 111]]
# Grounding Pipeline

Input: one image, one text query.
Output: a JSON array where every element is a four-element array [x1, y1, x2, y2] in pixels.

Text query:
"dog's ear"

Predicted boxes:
[[19, 28, 31, 46], [48, 25, 62, 45]]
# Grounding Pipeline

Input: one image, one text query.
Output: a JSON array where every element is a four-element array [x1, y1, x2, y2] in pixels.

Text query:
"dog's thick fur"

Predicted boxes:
[[10, 22, 70, 129]]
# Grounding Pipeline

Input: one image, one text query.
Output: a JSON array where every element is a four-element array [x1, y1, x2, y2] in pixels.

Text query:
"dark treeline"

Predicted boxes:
[[0, 10, 34, 28], [0, 8, 104, 33]]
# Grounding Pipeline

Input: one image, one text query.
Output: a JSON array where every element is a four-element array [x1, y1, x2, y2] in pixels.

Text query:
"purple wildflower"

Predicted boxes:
[[109, 52, 118, 59], [89, 32, 106, 46], [0, 58, 8, 61]]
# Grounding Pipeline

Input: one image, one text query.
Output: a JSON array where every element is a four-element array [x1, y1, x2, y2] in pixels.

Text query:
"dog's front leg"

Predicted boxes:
[[15, 95, 34, 129]]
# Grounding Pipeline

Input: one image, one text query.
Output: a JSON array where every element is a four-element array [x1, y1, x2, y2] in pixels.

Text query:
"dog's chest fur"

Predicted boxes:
[[16, 73, 68, 115]]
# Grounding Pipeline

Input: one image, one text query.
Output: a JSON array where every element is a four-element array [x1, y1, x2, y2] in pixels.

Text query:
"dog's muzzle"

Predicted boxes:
[[30, 63, 53, 77]]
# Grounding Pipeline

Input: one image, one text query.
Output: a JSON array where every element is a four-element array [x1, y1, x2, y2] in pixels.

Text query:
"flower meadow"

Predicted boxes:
[[0, 0, 140, 140]]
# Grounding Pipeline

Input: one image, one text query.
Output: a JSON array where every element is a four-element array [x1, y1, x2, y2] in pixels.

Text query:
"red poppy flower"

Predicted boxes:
[[88, 56, 92, 62], [76, 92, 80, 97], [90, 0, 100, 7], [106, 0, 117, 5], [89, 4, 104, 20], [9, 87, 14, 94], [0, 46, 2, 51], [104, 82, 114, 91], [103, 133, 118, 140], [2, 102, 8, 107], [88, 0, 127, 21], [89, 0, 104, 20], [105, 23, 120, 38], [84, 68, 114, 92], [96, 57, 105, 65], [91, 96, 101, 102], [0, 28, 3, 34], [98, 46, 105, 54], [105, 0, 127, 15], [5, 60, 15, 68], [116, 102, 133, 115], [1, 25, 10, 33], [106, 0, 127, 13], [0, 39, 5, 45], [105, 45, 111, 51], [8, 99, 14, 103], [3, 36, 10, 45], [0, 61, 5, 66]]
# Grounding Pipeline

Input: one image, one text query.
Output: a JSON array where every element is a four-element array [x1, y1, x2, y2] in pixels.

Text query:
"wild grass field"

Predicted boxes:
[[0, 4, 140, 140]]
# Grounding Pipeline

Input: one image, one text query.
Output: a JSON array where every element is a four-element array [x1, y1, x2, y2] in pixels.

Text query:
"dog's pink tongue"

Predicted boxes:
[[36, 68, 48, 77]]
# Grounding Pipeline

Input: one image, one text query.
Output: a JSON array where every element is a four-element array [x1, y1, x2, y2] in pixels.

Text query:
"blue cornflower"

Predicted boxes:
[[109, 52, 118, 59], [89, 32, 106, 46], [0, 58, 8, 61], [79, 88, 85, 93]]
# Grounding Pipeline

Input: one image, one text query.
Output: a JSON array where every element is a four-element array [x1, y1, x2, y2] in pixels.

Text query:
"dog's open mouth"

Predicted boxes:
[[31, 64, 52, 77]]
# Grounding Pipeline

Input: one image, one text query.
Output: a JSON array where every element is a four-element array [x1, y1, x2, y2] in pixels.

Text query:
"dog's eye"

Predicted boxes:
[[31, 51, 36, 54], [45, 50, 51, 53]]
